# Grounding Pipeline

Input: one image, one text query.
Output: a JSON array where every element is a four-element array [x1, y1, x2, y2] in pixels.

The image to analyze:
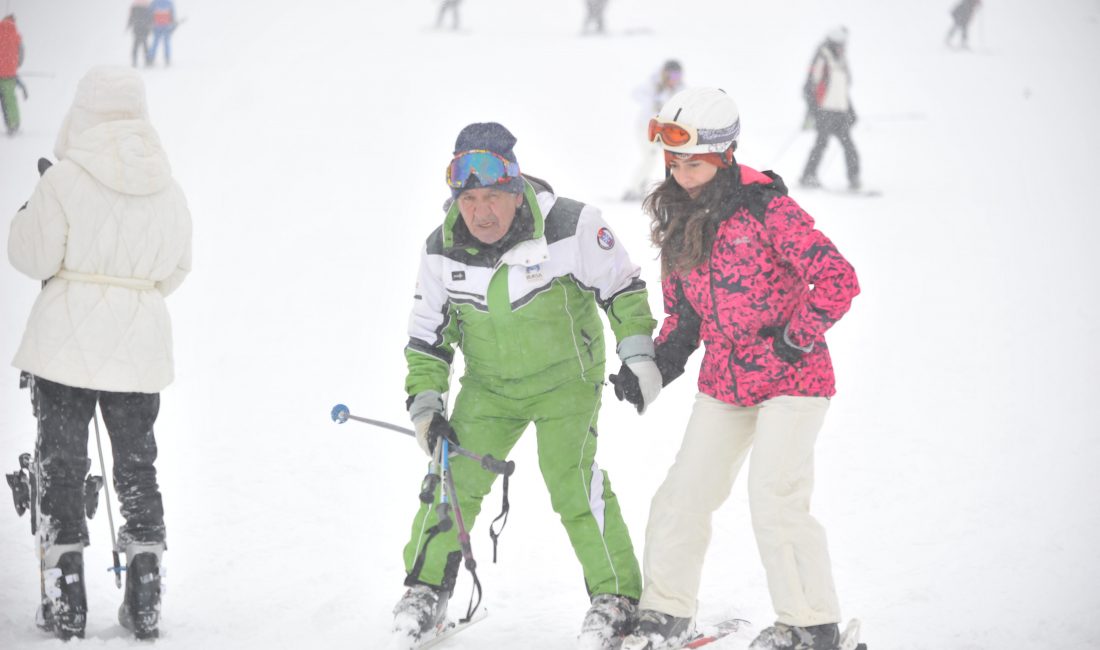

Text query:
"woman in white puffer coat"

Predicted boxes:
[[7, 65, 190, 641]]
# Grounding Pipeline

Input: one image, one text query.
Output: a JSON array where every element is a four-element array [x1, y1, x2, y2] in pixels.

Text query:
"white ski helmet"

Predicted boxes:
[[826, 25, 849, 44], [651, 87, 740, 155]]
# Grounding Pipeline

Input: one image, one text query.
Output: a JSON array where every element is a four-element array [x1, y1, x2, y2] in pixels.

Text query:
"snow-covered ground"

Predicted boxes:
[[2, 0, 1099, 647]]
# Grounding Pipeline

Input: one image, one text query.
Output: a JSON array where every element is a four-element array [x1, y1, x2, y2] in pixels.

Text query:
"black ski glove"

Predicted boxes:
[[758, 325, 811, 365], [423, 413, 460, 456], [609, 364, 645, 413]]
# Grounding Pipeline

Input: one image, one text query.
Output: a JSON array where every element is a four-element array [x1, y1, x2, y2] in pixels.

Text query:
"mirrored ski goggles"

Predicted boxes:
[[446, 150, 521, 190], [647, 117, 741, 148]]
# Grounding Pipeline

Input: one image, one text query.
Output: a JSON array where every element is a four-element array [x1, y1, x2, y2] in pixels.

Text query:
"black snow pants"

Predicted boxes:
[[32, 376, 165, 547], [132, 29, 150, 68], [802, 108, 861, 186]]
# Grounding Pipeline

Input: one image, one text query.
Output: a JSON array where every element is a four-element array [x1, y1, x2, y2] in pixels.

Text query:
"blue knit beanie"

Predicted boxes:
[[451, 122, 524, 198]]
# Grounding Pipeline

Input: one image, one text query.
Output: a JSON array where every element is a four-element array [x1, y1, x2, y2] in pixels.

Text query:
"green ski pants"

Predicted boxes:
[[402, 377, 641, 599], [0, 78, 19, 133]]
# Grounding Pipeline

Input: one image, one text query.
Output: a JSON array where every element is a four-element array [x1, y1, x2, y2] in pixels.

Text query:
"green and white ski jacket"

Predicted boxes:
[[405, 178, 656, 400]]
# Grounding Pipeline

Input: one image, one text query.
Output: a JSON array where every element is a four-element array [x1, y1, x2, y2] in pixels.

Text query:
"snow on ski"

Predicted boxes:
[[388, 609, 488, 650], [839, 619, 867, 650], [622, 617, 751, 650]]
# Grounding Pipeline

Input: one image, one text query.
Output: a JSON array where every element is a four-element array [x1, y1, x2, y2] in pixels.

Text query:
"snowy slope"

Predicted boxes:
[[2, 0, 1099, 648]]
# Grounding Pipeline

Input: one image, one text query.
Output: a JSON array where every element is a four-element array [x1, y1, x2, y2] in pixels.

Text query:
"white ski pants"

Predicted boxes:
[[638, 393, 841, 627]]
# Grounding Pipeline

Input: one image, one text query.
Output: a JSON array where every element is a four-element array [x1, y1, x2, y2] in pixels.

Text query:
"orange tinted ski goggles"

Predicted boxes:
[[647, 118, 697, 147]]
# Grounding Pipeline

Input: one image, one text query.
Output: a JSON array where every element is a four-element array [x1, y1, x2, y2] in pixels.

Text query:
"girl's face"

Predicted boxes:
[[668, 156, 719, 199]]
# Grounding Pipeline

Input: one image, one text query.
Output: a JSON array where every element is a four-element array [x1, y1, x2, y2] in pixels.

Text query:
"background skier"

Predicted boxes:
[[436, 0, 462, 31], [392, 122, 661, 649], [8, 66, 192, 641], [127, 0, 153, 67], [0, 13, 23, 135], [622, 59, 684, 201], [582, 0, 610, 35], [945, 0, 982, 49], [611, 87, 860, 650], [147, 0, 177, 66], [799, 26, 861, 191]]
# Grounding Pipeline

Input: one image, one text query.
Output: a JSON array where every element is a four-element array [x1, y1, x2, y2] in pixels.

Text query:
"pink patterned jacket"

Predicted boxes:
[[654, 166, 859, 406]]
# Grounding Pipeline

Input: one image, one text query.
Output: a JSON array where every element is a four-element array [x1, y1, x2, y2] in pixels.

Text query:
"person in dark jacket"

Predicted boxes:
[[946, 0, 982, 49], [127, 1, 153, 67]]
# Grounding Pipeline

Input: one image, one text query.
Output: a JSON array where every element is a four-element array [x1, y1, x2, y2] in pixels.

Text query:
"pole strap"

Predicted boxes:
[[488, 474, 510, 563]]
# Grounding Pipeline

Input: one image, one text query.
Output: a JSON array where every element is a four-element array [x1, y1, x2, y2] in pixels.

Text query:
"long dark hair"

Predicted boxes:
[[643, 162, 743, 277]]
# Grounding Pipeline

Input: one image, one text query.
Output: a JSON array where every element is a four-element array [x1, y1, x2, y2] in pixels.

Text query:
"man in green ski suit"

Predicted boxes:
[[391, 122, 665, 649]]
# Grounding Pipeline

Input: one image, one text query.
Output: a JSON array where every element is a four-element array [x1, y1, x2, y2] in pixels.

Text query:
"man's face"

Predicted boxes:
[[457, 187, 522, 245]]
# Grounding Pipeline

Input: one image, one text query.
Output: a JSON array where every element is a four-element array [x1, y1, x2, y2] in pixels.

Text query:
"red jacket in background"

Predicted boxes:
[[0, 16, 22, 78]]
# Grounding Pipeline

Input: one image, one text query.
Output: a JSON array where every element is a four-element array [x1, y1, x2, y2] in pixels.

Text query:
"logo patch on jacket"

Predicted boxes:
[[596, 227, 615, 250], [525, 265, 543, 281], [451, 271, 466, 281]]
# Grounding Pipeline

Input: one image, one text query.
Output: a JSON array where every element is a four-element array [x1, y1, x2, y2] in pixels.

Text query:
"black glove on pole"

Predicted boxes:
[[426, 413, 460, 456]]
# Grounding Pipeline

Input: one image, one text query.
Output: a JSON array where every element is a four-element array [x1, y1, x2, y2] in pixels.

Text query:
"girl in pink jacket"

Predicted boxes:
[[611, 87, 861, 650]]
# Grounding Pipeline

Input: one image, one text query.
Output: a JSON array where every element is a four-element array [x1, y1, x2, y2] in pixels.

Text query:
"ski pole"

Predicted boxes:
[[92, 406, 124, 588], [766, 124, 806, 169], [329, 404, 514, 477], [439, 438, 482, 623]]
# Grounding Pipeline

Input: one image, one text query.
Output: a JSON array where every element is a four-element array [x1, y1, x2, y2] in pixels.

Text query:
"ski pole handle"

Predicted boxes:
[[479, 454, 515, 477], [420, 472, 441, 504]]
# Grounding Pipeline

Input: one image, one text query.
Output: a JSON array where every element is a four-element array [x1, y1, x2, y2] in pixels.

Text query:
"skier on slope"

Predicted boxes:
[[127, 0, 154, 68], [582, 0, 610, 35], [0, 13, 24, 135], [146, 0, 177, 66], [799, 26, 861, 192], [7, 66, 192, 641], [623, 59, 685, 201], [610, 87, 860, 650], [393, 122, 661, 649], [945, 0, 982, 49], [436, 0, 462, 31]]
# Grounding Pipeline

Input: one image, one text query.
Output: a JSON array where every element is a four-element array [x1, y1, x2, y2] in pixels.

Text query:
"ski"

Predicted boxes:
[[389, 609, 488, 650], [682, 617, 751, 648], [622, 617, 751, 650], [800, 186, 882, 198]]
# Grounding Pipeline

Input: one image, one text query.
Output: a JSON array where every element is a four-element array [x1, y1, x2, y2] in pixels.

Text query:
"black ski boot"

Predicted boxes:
[[39, 543, 87, 640], [392, 583, 449, 641], [629, 608, 696, 649], [118, 543, 165, 639], [749, 622, 841, 650], [578, 593, 638, 649]]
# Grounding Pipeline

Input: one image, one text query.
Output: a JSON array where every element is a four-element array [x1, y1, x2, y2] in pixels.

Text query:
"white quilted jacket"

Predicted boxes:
[[8, 66, 192, 393]]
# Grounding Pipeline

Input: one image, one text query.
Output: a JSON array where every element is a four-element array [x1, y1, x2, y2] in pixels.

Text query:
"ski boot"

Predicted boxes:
[[749, 622, 840, 650], [118, 542, 165, 639], [39, 543, 87, 640], [577, 593, 638, 649], [624, 608, 695, 650], [392, 583, 450, 644]]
